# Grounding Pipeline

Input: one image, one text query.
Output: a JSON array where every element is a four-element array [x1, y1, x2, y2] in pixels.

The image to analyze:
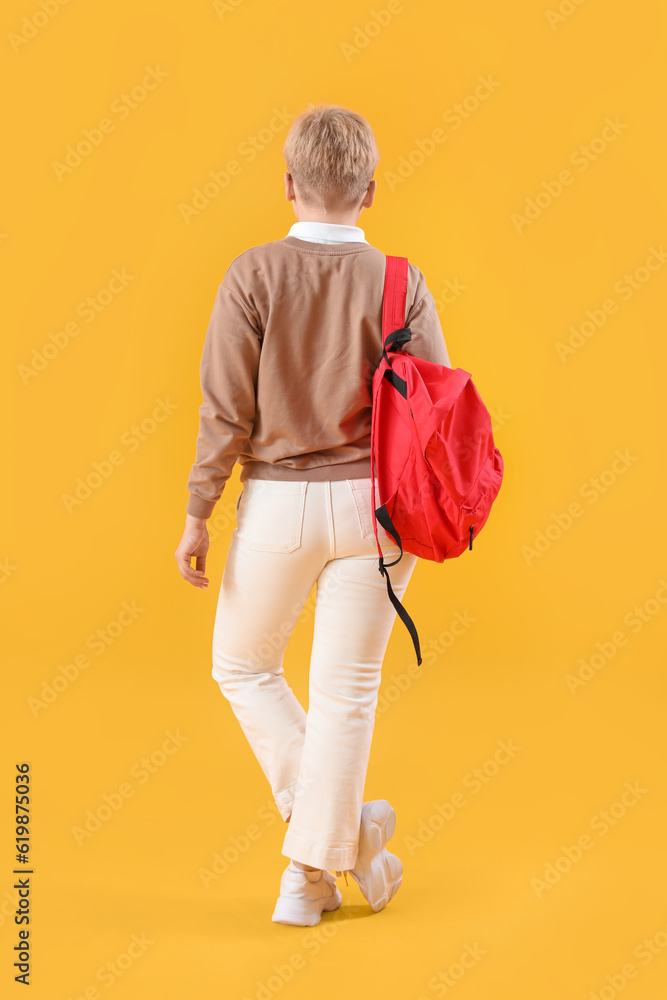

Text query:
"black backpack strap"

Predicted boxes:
[[376, 504, 422, 666], [382, 326, 412, 362], [378, 558, 422, 667]]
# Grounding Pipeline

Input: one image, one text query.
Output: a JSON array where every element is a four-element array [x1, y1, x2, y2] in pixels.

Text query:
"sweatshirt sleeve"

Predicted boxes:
[[403, 275, 453, 368], [186, 281, 262, 519]]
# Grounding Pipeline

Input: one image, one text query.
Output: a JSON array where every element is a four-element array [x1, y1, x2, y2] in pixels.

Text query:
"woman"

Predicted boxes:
[[175, 102, 451, 926]]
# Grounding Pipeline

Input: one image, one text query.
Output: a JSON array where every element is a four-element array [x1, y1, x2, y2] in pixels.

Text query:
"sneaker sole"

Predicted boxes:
[[350, 799, 403, 912], [272, 886, 342, 927]]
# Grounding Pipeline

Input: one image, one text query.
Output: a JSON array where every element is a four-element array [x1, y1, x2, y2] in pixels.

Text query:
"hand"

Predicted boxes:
[[175, 513, 210, 588]]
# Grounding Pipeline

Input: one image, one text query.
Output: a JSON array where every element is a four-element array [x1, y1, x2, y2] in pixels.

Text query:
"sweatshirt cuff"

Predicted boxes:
[[187, 493, 218, 519]]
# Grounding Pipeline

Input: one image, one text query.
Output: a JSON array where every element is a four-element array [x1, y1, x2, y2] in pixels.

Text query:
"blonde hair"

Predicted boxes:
[[283, 102, 379, 209]]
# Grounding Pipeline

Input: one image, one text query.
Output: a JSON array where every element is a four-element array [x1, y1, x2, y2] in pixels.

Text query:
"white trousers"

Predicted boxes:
[[210, 477, 418, 871]]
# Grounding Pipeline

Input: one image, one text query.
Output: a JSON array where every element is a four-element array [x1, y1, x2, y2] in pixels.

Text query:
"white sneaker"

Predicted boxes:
[[346, 799, 403, 912], [272, 862, 342, 926]]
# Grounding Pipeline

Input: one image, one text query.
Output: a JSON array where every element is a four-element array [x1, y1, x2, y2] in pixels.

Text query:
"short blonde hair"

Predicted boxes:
[[283, 102, 379, 209]]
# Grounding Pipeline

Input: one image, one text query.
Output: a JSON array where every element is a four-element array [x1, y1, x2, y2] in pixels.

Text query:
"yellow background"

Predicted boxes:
[[3, 0, 667, 997]]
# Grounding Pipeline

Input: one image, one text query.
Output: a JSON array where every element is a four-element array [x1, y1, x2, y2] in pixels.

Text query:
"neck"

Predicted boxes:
[[297, 216, 360, 226]]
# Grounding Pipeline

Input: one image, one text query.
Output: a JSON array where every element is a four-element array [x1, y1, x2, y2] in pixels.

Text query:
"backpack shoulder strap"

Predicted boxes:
[[372, 254, 423, 666], [382, 255, 410, 350]]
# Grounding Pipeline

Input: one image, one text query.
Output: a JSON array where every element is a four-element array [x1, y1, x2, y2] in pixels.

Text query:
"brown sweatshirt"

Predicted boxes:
[[186, 235, 452, 519]]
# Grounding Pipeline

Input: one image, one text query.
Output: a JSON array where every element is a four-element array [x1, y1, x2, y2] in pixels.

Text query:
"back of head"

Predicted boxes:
[[283, 102, 379, 210]]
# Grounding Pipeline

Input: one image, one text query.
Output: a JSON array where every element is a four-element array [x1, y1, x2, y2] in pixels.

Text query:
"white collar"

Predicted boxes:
[[287, 220, 369, 244]]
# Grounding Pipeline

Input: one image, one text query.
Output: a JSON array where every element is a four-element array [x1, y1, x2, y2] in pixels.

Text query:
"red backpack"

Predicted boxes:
[[370, 255, 504, 665]]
